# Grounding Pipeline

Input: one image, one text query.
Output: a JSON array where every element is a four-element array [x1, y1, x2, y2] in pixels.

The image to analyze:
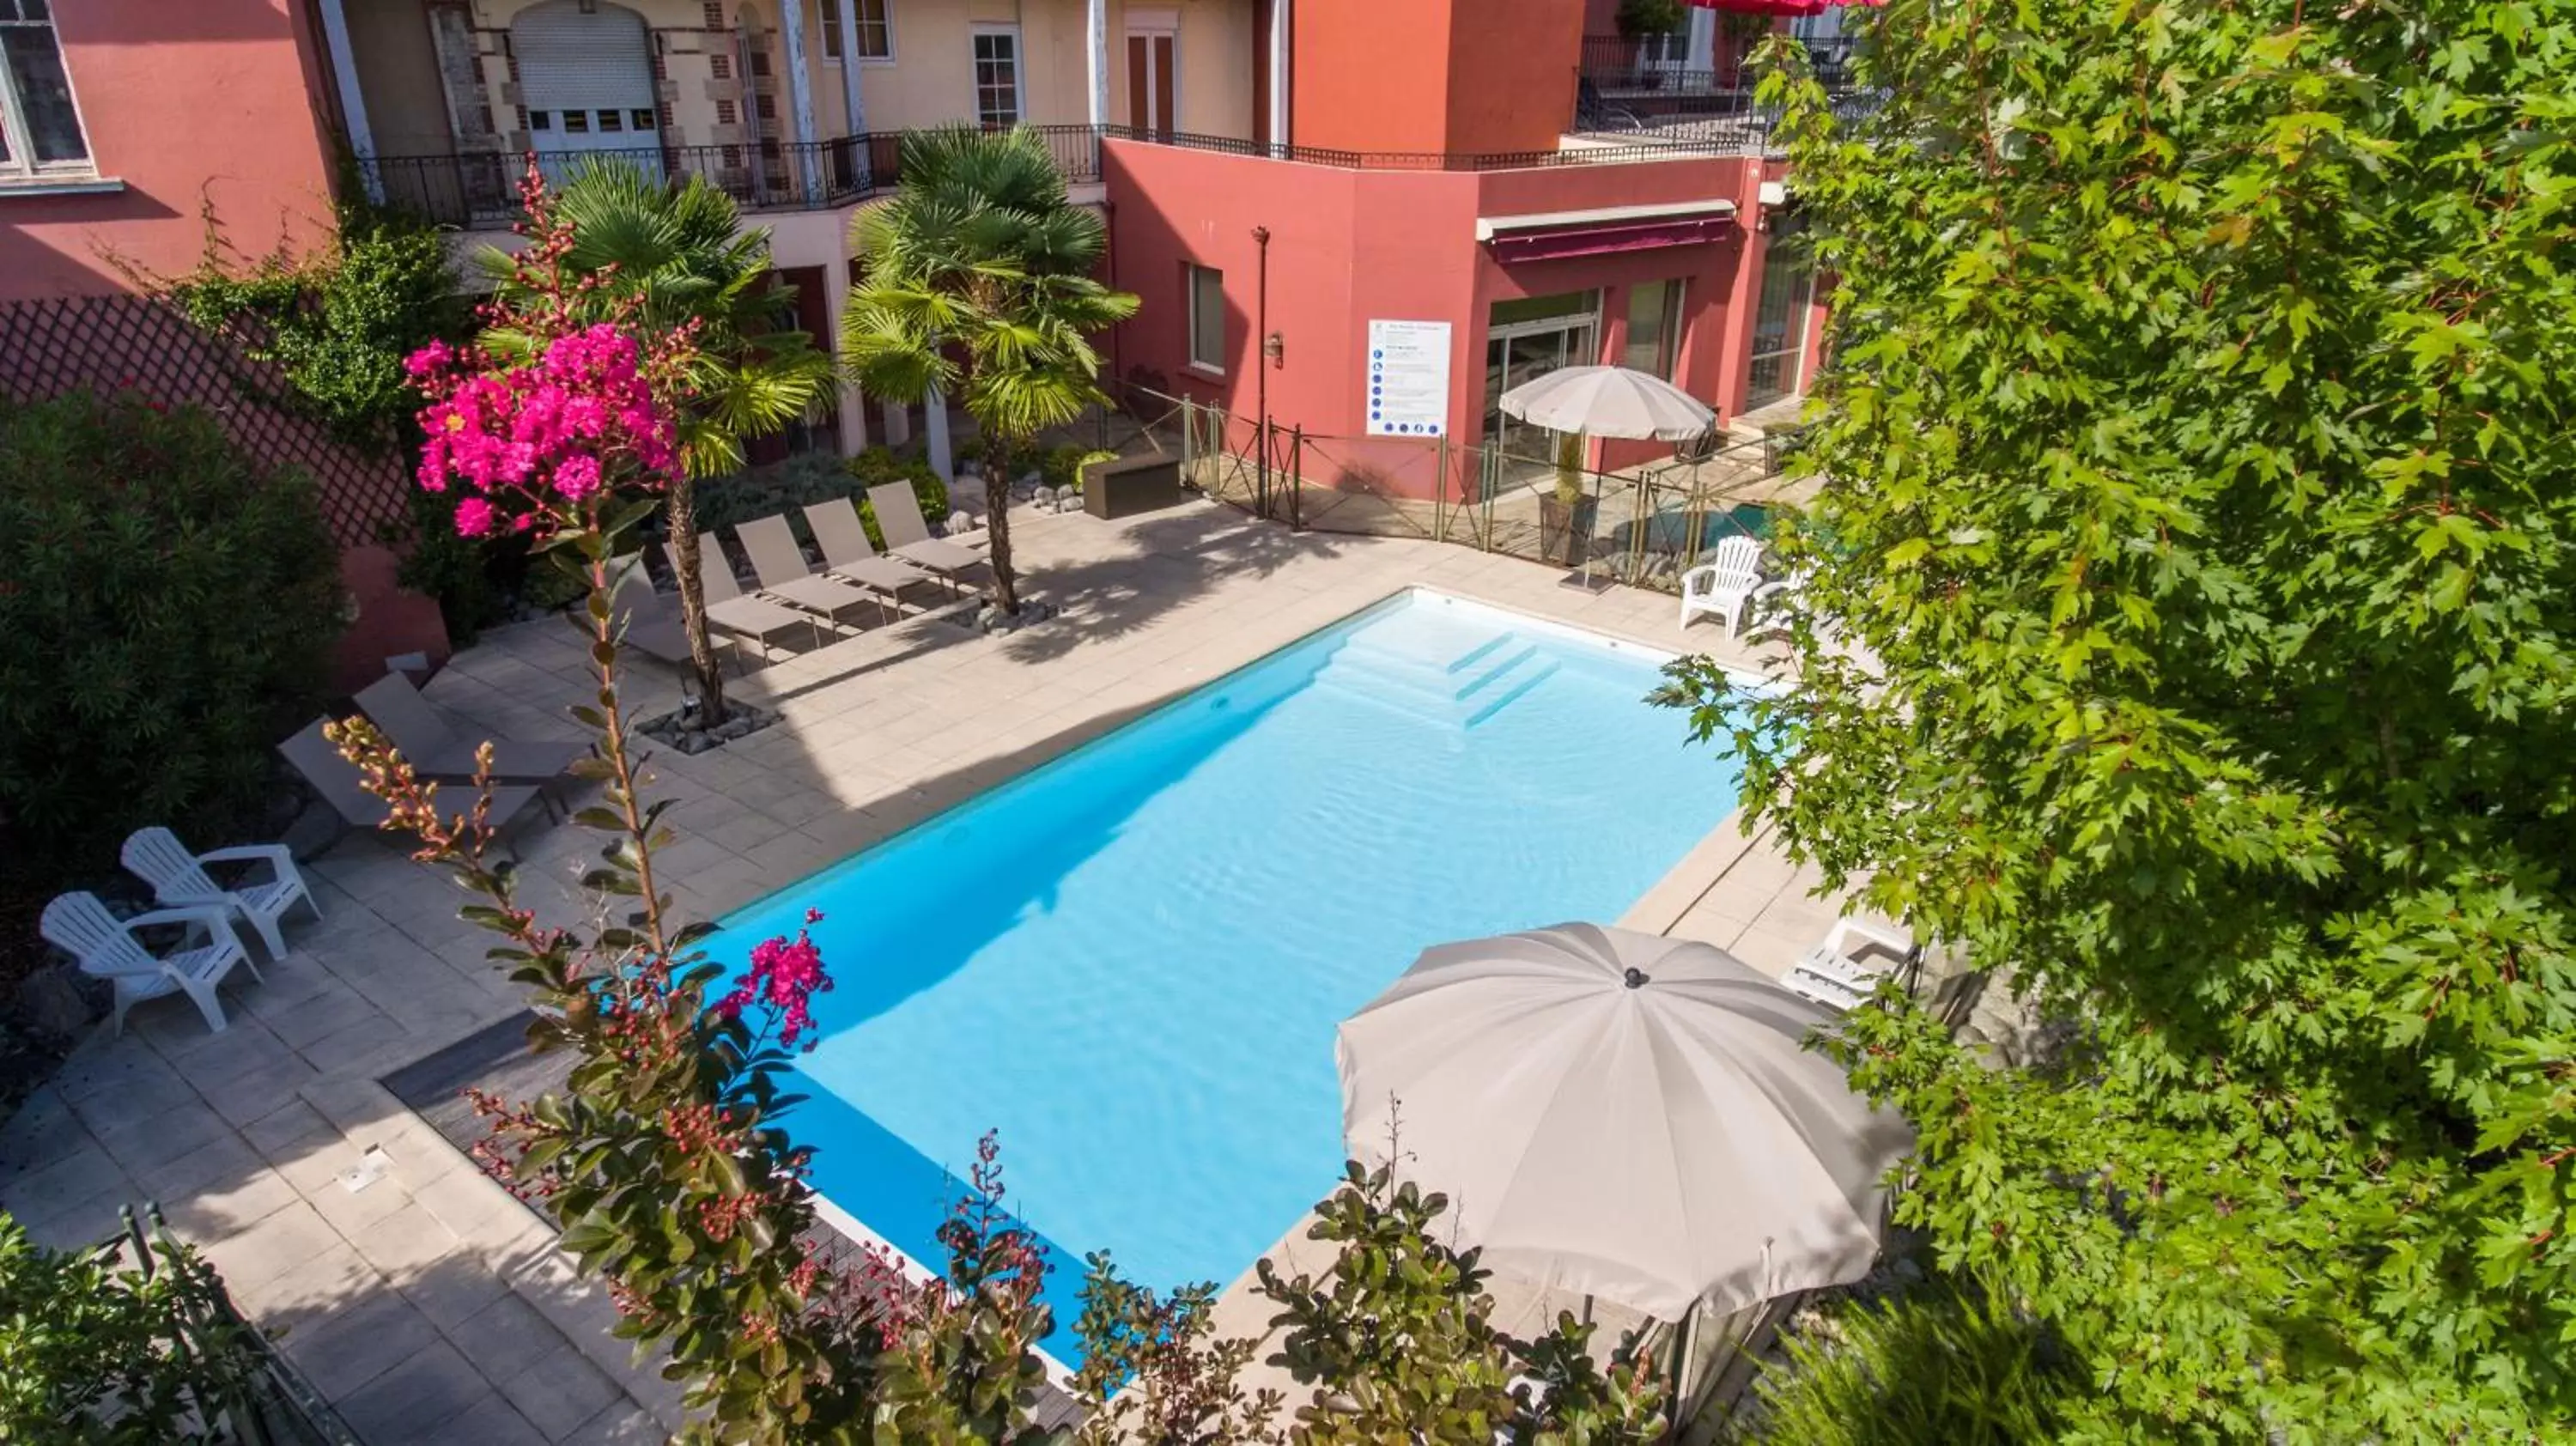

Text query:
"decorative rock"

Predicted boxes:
[[15, 966, 96, 1038]]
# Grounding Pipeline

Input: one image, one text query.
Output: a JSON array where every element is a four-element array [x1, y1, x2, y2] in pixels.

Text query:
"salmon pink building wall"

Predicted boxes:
[[1290, 0, 1579, 155], [0, 0, 342, 301], [1104, 139, 1775, 502]]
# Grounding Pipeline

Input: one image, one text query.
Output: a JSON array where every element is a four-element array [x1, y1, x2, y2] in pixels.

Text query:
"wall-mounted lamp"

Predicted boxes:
[[1263, 332, 1285, 368]]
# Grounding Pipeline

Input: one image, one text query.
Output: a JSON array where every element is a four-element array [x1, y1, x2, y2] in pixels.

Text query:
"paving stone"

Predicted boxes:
[[332, 1340, 492, 1445], [196, 1052, 325, 1127], [298, 1013, 416, 1076], [345, 1200, 463, 1279], [94, 1103, 237, 1176], [0, 1145, 133, 1224], [436, 1394, 553, 1446], [398, 1255, 512, 1332], [283, 1289, 442, 1401], [495, 1342, 626, 1442], [0, 1088, 89, 1173], [261, 987, 386, 1051], [556, 1401, 664, 1446], [447, 1291, 572, 1383]]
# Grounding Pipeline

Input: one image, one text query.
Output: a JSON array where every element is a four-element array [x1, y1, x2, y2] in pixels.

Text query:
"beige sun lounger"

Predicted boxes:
[[609, 554, 740, 674], [354, 673, 592, 787], [664, 538, 827, 659], [735, 515, 892, 626], [866, 482, 986, 592], [278, 718, 544, 839], [801, 497, 943, 607]]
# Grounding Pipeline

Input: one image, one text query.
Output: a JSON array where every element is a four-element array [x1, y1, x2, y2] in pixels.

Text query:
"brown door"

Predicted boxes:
[[1127, 31, 1176, 135]]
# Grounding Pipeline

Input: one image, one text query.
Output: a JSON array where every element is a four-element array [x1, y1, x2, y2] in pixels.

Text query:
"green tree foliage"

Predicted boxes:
[[841, 125, 1140, 617], [1729, 1281, 2077, 1446], [483, 159, 835, 724], [1259, 1163, 1668, 1446], [160, 200, 463, 457], [154, 201, 511, 640], [0, 1212, 272, 1442], [1659, 3, 2576, 1437], [0, 392, 343, 888]]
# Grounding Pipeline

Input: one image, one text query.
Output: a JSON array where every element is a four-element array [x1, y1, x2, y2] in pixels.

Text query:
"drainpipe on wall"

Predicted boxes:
[[1253, 226, 1272, 505]]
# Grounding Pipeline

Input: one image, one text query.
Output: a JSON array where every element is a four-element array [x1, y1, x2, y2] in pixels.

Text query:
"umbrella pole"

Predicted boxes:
[[1669, 1299, 1699, 1409]]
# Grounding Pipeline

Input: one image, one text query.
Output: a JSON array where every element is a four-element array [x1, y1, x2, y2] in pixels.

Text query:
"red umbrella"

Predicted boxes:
[[1685, 0, 1881, 13]]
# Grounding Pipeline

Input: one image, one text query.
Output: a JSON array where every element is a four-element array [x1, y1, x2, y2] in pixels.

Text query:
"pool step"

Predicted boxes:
[[1316, 629, 1560, 724], [1465, 660, 1560, 728]]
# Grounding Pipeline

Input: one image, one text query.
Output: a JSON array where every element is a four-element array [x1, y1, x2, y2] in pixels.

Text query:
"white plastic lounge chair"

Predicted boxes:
[[355, 673, 592, 786], [1680, 535, 1764, 635], [735, 515, 892, 626], [801, 497, 943, 608], [41, 891, 258, 1036], [1781, 916, 1915, 1010], [610, 554, 739, 674], [867, 483, 986, 593], [121, 827, 319, 959], [277, 719, 546, 837], [669, 538, 829, 658]]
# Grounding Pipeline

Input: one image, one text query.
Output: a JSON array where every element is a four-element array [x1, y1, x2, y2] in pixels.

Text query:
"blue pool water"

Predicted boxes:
[[718, 589, 1741, 1340]]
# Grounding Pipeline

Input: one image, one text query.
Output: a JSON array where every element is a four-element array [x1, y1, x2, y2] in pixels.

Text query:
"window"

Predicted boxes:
[[820, 0, 891, 62], [1623, 279, 1684, 380], [971, 27, 1021, 129], [1743, 228, 1815, 410], [1186, 264, 1225, 373], [0, 0, 89, 179]]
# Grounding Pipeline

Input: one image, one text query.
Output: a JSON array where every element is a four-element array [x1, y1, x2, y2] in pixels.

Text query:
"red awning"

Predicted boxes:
[[1485, 211, 1735, 264], [1685, 0, 1882, 14]]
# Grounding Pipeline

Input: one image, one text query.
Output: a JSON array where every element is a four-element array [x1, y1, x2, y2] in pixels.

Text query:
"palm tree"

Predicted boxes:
[[481, 159, 835, 721], [839, 127, 1139, 617]]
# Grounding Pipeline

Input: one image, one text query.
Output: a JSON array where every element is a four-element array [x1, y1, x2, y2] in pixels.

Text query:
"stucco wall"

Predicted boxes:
[[0, 0, 341, 300], [1104, 138, 1777, 499]]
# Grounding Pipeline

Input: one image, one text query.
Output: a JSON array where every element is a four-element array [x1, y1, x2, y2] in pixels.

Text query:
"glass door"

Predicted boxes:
[[1742, 239, 1814, 411], [1481, 291, 1600, 470]]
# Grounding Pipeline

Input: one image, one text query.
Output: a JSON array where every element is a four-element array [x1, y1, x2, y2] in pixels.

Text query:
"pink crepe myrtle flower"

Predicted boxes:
[[402, 166, 698, 539], [718, 908, 834, 1051]]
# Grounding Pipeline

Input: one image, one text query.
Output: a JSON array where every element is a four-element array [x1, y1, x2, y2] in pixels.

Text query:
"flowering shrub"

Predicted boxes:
[[717, 910, 832, 1049], [401, 167, 698, 543]]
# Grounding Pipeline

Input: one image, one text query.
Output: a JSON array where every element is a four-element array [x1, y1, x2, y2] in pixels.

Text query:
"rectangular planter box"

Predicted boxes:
[[1084, 454, 1188, 520]]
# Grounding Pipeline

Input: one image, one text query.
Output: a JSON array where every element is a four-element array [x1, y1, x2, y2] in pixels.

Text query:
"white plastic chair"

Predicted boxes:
[[1781, 917, 1915, 1010], [1679, 536, 1764, 634], [121, 827, 319, 959], [40, 891, 259, 1036]]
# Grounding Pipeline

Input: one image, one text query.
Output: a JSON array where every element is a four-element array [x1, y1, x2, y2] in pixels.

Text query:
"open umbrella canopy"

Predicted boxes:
[[1337, 923, 1915, 1320], [1498, 365, 1716, 442]]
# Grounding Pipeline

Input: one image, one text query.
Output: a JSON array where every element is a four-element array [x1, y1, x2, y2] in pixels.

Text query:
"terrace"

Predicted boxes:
[[0, 501, 1899, 1443]]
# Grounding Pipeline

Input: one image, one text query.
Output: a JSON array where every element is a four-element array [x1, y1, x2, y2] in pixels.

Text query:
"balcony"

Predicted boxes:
[[359, 126, 1106, 230], [358, 120, 1788, 230], [1573, 33, 1868, 149]]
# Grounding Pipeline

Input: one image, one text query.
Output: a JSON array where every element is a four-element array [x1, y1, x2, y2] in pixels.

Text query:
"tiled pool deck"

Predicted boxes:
[[0, 502, 1888, 1443]]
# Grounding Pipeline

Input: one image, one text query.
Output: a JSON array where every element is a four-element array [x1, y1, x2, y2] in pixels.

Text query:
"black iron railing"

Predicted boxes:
[[357, 118, 1774, 230], [1579, 32, 1862, 95], [361, 125, 1104, 228]]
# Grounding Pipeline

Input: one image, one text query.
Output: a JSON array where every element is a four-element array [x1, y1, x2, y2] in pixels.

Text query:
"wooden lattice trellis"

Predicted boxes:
[[0, 293, 411, 549]]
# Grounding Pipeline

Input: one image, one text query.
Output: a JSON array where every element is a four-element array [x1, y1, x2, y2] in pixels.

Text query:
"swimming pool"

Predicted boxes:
[[718, 589, 1744, 1337]]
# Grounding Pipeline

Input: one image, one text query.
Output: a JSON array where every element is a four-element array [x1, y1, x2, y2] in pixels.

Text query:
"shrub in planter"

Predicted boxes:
[[0, 392, 343, 892], [0, 1212, 270, 1442], [1728, 1279, 2079, 1446]]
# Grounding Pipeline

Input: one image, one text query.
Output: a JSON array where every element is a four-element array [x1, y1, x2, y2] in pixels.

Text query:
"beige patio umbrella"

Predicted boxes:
[[1498, 364, 1716, 441], [1337, 922, 1913, 1322]]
